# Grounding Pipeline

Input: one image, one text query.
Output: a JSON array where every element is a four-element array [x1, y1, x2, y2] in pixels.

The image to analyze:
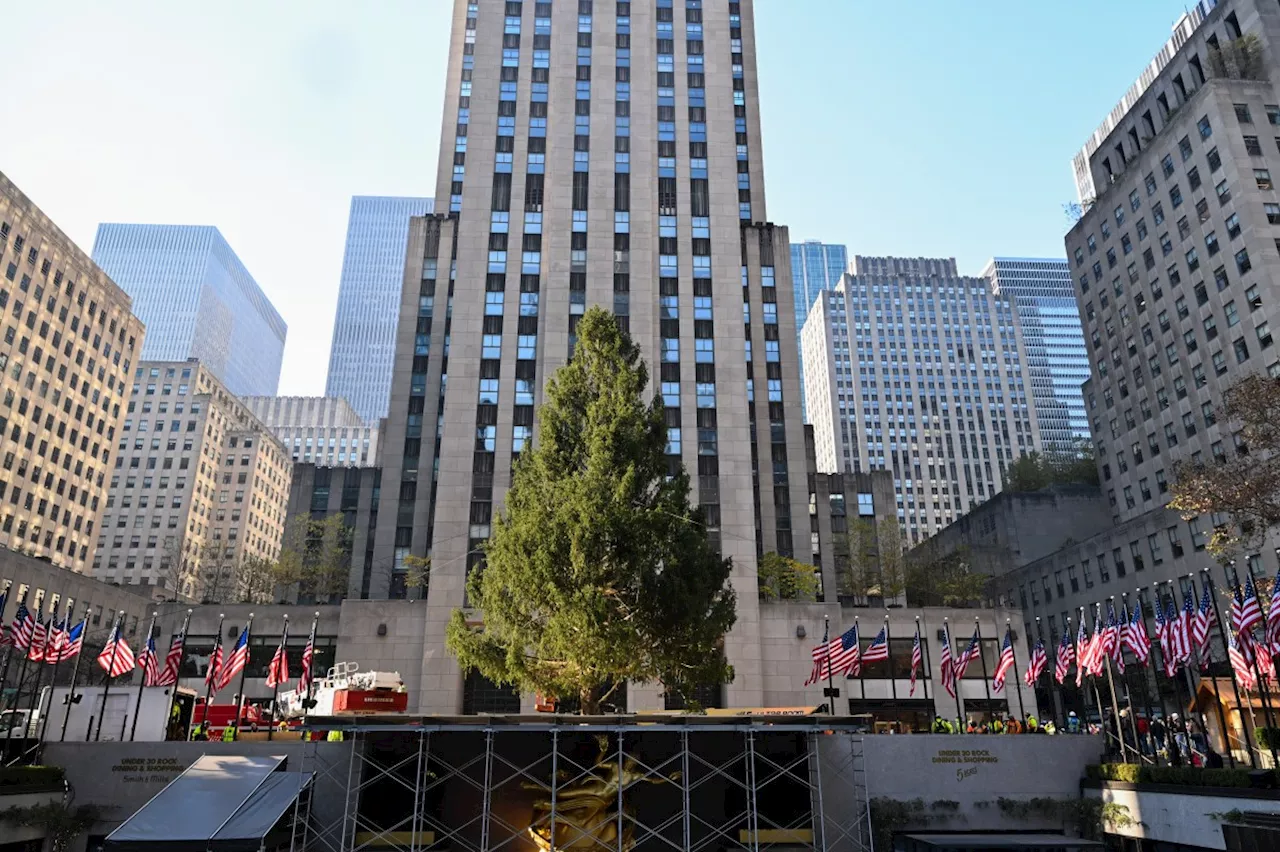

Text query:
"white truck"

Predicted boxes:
[[275, 662, 408, 718]]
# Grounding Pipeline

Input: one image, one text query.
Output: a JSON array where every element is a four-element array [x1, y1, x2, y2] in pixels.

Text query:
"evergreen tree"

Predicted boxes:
[[446, 308, 737, 713]]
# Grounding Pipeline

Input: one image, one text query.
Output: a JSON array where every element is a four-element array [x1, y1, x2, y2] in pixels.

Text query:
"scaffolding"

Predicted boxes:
[[289, 715, 873, 852]]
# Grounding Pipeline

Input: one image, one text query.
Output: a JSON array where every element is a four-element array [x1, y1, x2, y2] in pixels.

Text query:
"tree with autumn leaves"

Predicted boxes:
[[1169, 373, 1280, 557], [445, 308, 737, 714]]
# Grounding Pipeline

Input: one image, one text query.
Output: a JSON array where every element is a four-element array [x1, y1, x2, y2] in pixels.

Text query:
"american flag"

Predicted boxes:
[[806, 623, 860, 685], [298, 631, 316, 697], [1229, 633, 1257, 692], [1055, 630, 1074, 684], [1258, 642, 1275, 685], [266, 642, 289, 689], [205, 638, 224, 692], [1025, 639, 1047, 686], [939, 625, 957, 698], [1124, 602, 1151, 666], [27, 608, 47, 662], [1105, 604, 1124, 674], [156, 633, 184, 687], [57, 619, 85, 662], [1168, 600, 1191, 666], [992, 631, 1015, 693], [1083, 615, 1106, 677], [909, 628, 923, 696], [3, 601, 31, 650], [952, 629, 982, 681], [1192, 586, 1215, 669], [862, 627, 890, 664], [1238, 578, 1264, 636], [216, 627, 250, 691], [1074, 618, 1088, 687], [42, 617, 67, 665], [1154, 602, 1174, 677], [137, 635, 161, 686], [1268, 569, 1280, 654], [97, 622, 136, 678]]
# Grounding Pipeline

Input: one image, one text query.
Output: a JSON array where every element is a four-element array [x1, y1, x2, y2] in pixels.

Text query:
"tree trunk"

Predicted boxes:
[[580, 687, 599, 715]]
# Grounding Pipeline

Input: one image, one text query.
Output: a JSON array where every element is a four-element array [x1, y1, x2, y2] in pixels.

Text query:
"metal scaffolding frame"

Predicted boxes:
[[289, 716, 873, 852]]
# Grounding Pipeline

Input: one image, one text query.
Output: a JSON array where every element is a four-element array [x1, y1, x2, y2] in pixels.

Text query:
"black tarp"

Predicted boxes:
[[105, 754, 311, 852]]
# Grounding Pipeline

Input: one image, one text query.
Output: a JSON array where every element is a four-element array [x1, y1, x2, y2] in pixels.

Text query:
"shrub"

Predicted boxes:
[[0, 766, 64, 790], [1087, 763, 1267, 788], [1256, 727, 1280, 749]]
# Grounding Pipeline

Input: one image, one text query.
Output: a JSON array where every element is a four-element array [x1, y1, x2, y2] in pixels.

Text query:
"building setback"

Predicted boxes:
[[91, 224, 287, 397], [790, 240, 848, 420], [981, 257, 1091, 453], [241, 395, 379, 468], [325, 196, 435, 423], [0, 172, 144, 572], [803, 257, 1042, 546], [96, 360, 291, 601], [368, 0, 811, 712]]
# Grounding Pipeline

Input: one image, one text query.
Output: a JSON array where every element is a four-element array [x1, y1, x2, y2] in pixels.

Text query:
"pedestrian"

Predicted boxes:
[[1067, 711, 1081, 734]]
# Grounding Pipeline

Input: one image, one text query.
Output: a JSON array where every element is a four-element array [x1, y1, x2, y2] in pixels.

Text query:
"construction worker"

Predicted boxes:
[[327, 729, 344, 742], [190, 721, 204, 741], [222, 724, 237, 742], [1026, 715, 1039, 733]]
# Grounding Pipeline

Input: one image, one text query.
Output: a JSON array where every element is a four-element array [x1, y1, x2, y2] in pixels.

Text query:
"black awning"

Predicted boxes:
[[105, 754, 310, 852]]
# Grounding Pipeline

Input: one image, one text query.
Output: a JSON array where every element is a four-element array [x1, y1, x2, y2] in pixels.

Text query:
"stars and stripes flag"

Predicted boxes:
[[953, 629, 982, 681], [1268, 569, 1280, 654], [1175, 594, 1196, 666], [42, 616, 67, 665], [205, 637, 224, 693], [1124, 602, 1151, 666], [299, 629, 316, 697], [137, 634, 161, 686], [1084, 614, 1107, 677], [1168, 600, 1191, 666], [1237, 578, 1264, 636], [96, 621, 136, 678], [909, 628, 923, 696], [216, 627, 250, 691], [156, 632, 184, 687], [1025, 639, 1047, 687], [939, 624, 957, 698], [57, 618, 85, 663], [27, 608, 47, 662], [1155, 602, 1177, 678], [1074, 618, 1089, 687], [862, 627, 890, 664], [4, 601, 32, 650], [1257, 641, 1275, 685], [992, 630, 1016, 693], [1105, 604, 1124, 674], [1229, 633, 1257, 692], [1192, 586, 1215, 670], [1055, 631, 1074, 684], [266, 641, 289, 689], [806, 622, 857, 686]]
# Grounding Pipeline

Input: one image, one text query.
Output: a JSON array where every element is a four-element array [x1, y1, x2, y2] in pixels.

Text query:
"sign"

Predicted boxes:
[[332, 690, 410, 713], [109, 756, 185, 784], [931, 748, 999, 782]]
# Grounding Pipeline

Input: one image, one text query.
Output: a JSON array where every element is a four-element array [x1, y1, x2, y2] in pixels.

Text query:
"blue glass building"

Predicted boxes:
[[790, 240, 848, 419], [981, 257, 1090, 453], [92, 224, 287, 396], [325, 196, 434, 422]]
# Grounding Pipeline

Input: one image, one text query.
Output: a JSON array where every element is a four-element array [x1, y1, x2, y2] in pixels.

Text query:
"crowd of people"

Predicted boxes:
[[928, 712, 1086, 735]]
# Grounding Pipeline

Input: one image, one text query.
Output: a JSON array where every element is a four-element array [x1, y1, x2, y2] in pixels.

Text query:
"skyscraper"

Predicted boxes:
[[370, 0, 809, 712], [91, 225, 287, 397], [326, 196, 435, 422], [981, 257, 1090, 453], [790, 240, 848, 420], [802, 257, 1042, 545], [0, 172, 145, 573]]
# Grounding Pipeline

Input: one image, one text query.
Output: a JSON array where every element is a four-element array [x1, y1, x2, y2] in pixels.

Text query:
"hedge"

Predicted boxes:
[[1086, 763, 1268, 788], [1256, 727, 1280, 749], [0, 766, 64, 790]]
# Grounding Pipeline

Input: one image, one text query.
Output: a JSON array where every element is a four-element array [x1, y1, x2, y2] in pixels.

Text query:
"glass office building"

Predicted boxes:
[[326, 196, 435, 423], [981, 258, 1090, 453], [790, 240, 847, 419], [92, 224, 287, 396]]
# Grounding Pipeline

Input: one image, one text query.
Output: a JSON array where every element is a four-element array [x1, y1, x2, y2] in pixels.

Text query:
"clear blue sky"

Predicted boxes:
[[0, 0, 1192, 394]]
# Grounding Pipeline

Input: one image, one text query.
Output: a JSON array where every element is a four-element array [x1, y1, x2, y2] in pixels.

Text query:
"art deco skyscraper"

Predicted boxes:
[[371, 0, 809, 712]]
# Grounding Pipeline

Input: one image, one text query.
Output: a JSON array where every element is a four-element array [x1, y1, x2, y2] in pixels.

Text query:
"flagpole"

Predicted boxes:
[[1231, 566, 1279, 767], [37, 602, 73, 748], [1222, 562, 1265, 755], [162, 610, 192, 742], [1098, 599, 1129, 762], [944, 618, 962, 725], [1109, 598, 1143, 756], [1122, 593, 1158, 756], [916, 616, 932, 702], [301, 612, 319, 730], [1079, 606, 1101, 736], [23, 601, 57, 742], [1158, 582, 1200, 764], [1183, 576, 1232, 767], [94, 614, 123, 742], [5, 596, 37, 714], [59, 611, 89, 743], [129, 612, 159, 742], [974, 618, 993, 720], [232, 614, 254, 741], [1240, 559, 1280, 730], [200, 613, 226, 736], [822, 615, 836, 716], [1006, 620, 1025, 723], [1174, 581, 1213, 762], [268, 615, 290, 740], [1201, 569, 1257, 768], [0, 583, 14, 712], [884, 614, 898, 711], [855, 617, 866, 706], [1034, 617, 1057, 727]]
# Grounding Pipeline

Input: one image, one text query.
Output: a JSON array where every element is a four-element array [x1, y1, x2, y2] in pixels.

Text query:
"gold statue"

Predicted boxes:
[[523, 735, 680, 850]]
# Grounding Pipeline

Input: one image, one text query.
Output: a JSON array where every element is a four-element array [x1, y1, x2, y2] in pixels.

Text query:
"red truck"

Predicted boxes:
[[190, 700, 274, 738]]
